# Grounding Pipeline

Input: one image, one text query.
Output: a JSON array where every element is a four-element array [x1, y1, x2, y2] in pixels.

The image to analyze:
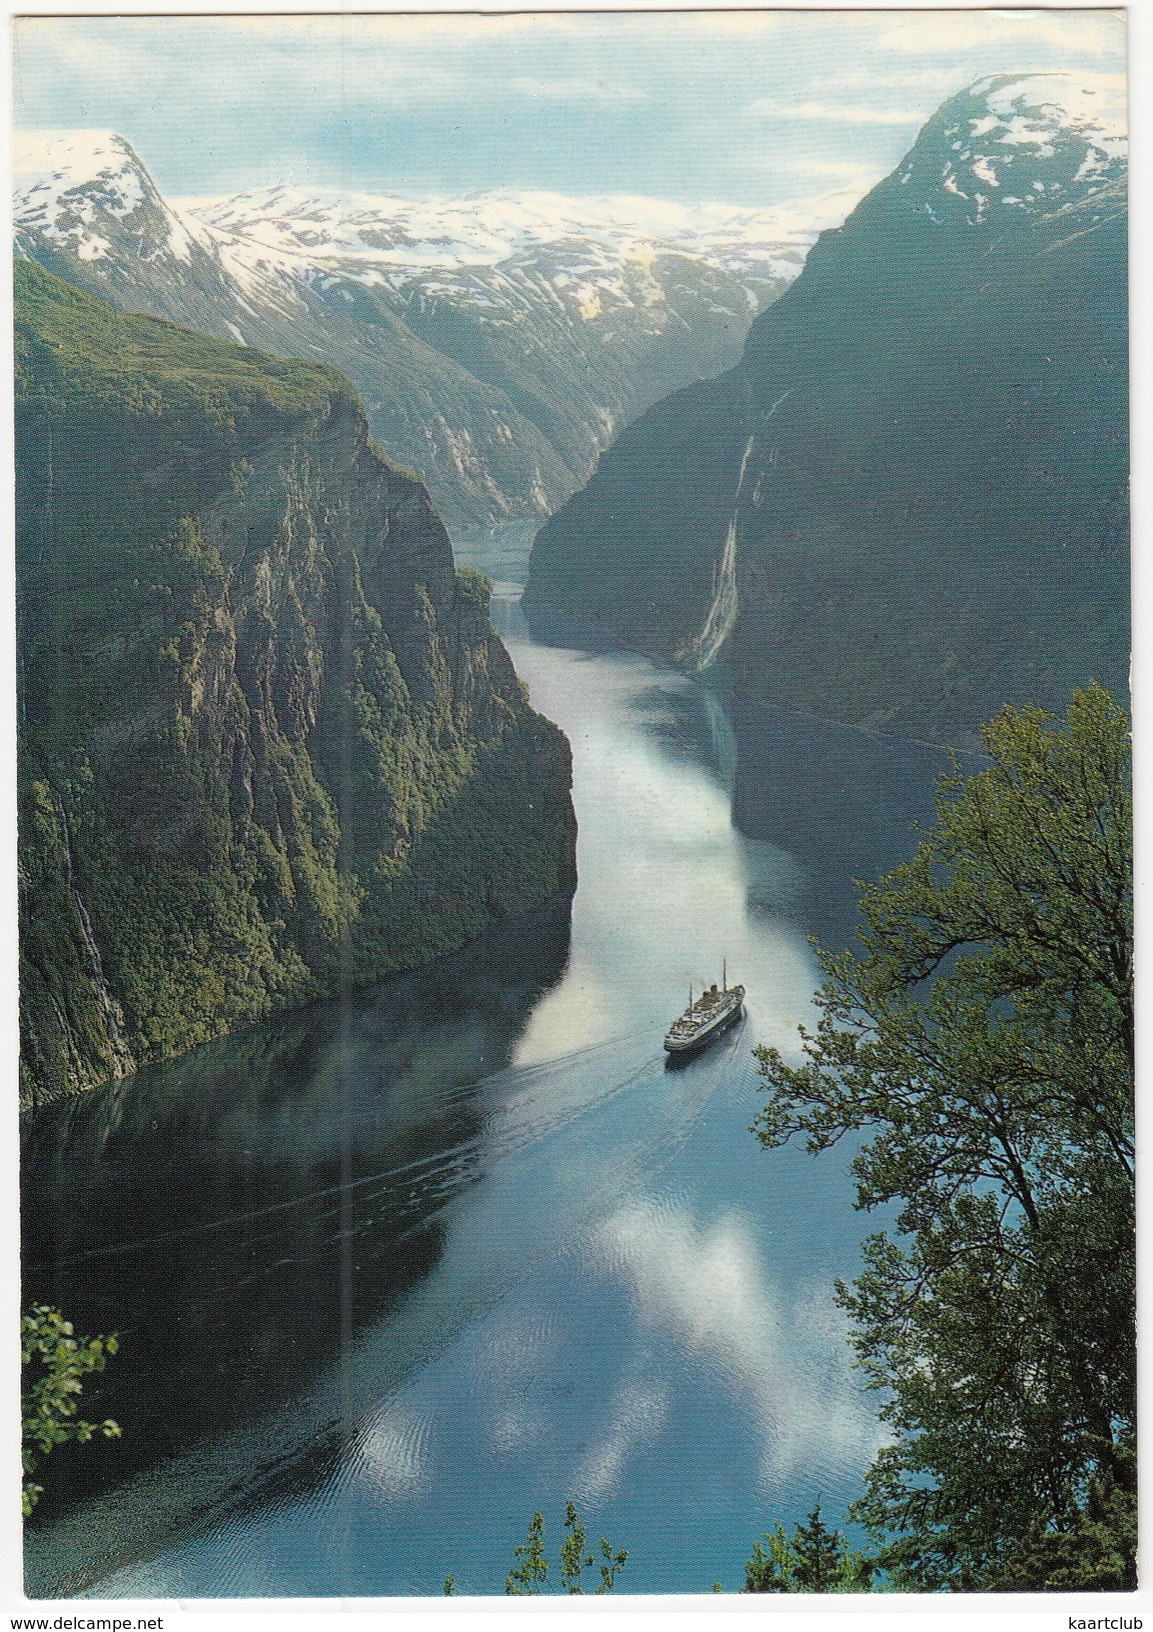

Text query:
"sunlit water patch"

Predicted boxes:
[[24, 559, 952, 1597]]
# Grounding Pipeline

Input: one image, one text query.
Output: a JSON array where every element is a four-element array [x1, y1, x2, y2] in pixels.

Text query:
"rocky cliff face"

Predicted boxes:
[[523, 72, 1129, 743], [17, 261, 576, 1107], [14, 133, 815, 528]]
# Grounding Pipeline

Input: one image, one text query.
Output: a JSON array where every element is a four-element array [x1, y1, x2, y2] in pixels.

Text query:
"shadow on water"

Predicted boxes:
[[628, 680, 738, 792], [22, 555, 978, 1596], [21, 895, 573, 1523], [729, 699, 985, 950]]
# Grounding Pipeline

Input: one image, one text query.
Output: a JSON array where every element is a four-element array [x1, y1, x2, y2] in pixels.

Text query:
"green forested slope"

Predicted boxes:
[[15, 135, 795, 529], [17, 261, 576, 1107]]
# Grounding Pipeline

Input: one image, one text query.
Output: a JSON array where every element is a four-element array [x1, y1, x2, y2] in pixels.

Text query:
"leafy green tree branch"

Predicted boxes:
[[743, 1504, 876, 1592], [753, 685, 1134, 1589], [22, 1305, 120, 1518], [504, 1502, 628, 1595]]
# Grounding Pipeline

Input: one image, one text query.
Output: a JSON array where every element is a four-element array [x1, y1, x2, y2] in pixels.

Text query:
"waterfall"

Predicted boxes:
[[690, 434, 756, 672], [55, 793, 136, 1079]]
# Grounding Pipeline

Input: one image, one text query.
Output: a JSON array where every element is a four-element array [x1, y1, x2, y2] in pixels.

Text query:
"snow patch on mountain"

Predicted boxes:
[[189, 184, 819, 277], [894, 71, 1126, 229], [975, 70, 1125, 154], [13, 127, 832, 525], [14, 129, 137, 197], [180, 185, 821, 322], [14, 128, 215, 267], [11, 127, 860, 345]]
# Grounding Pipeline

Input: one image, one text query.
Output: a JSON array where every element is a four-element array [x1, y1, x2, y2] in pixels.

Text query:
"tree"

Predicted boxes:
[[753, 686, 1133, 1589], [744, 1504, 875, 1592], [983, 1454, 1137, 1592], [505, 1502, 628, 1595], [22, 1305, 121, 1517], [506, 1510, 550, 1595]]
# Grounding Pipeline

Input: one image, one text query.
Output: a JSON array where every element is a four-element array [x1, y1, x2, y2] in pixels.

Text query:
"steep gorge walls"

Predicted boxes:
[[16, 262, 576, 1107], [14, 136, 805, 529], [524, 74, 1129, 743]]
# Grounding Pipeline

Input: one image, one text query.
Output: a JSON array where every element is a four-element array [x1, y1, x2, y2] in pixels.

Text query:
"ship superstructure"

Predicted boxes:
[[664, 969, 745, 1056]]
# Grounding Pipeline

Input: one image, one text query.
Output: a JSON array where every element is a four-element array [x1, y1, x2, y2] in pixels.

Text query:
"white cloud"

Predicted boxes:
[[11, 8, 1128, 209], [591, 1197, 884, 1485], [821, 64, 970, 93], [13, 15, 480, 113], [751, 98, 928, 125], [356, 1400, 435, 1500], [571, 1378, 670, 1505], [868, 7, 1124, 56], [675, 12, 785, 33], [786, 159, 885, 179], [509, 77, 650, 104], [768, 159, 891, 210]]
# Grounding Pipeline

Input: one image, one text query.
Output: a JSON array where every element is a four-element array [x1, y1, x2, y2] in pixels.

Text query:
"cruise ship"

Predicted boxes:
[[664, 969, 745, 1057]]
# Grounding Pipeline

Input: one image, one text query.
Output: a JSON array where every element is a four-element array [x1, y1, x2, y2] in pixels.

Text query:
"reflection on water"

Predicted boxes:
[[22, 903, 572, 1560], [729, 699, 983, 950], [504, 641, 815, 1068], [24, 554, 954, 1598]]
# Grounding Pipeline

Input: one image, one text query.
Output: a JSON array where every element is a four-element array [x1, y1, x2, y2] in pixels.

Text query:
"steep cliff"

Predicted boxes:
[[523, 73, 1129, 742], [14, 134, 812, 528], [16, 260, 576, 1107]]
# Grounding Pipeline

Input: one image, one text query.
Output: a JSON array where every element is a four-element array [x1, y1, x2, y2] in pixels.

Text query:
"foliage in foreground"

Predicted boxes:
[[467, 1500, 874, 1596], [754, 684, 1134, 1590], [743, 1503, 875, 1592], [22, 1305, 120, 1517], [503, 1503, 628, 1595]]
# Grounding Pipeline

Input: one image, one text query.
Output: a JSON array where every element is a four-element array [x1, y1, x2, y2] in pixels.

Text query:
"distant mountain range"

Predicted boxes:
[[14, 132, 826, 526], [524, 71, 1129, 743]]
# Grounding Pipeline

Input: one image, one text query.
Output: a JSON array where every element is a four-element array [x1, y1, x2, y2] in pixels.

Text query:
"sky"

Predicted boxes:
[[10, 9, 1127, 209]]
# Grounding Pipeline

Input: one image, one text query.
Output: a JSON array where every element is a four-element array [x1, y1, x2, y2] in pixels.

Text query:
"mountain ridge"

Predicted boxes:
[[14, 131, 822, 526], [523, 70, 1129, 745]]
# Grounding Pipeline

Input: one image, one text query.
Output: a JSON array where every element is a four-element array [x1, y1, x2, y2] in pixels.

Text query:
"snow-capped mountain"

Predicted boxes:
[[15, 130, 210, 263], [13, 131, 821, 525], [525, 71, 1129, 742], [887, 70, 1126, 227], [190, 184, 816, 307]]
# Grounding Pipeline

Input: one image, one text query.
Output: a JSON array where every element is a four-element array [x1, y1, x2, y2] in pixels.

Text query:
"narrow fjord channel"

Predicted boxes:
[[22, 536, 958, 1597]]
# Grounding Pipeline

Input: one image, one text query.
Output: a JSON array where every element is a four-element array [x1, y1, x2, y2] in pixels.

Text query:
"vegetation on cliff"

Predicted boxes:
[[17, 260, 576, 1107], [15, 134, 800, 529]]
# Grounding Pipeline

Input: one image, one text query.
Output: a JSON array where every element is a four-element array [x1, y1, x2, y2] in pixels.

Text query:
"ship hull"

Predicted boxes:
[[663, 993, 744, 1056]]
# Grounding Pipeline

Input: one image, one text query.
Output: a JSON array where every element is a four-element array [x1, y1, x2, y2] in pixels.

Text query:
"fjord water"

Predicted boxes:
[[22, 548, 959, 1598]]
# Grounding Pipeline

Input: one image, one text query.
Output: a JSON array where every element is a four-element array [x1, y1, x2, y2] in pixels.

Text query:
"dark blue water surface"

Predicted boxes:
[[22, 549, 962, 1598]]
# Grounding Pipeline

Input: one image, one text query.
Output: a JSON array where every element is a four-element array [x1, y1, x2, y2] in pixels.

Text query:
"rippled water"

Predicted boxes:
[[23, 551, 959, 1598]]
